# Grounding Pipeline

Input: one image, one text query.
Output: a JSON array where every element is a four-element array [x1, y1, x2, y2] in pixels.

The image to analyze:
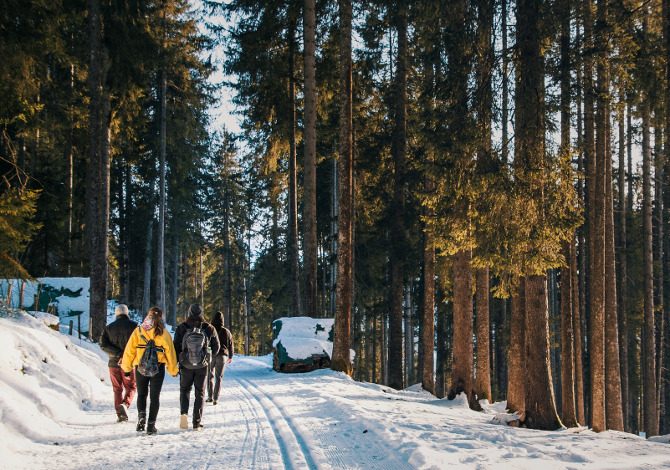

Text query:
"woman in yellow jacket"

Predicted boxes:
[[121, 306, 178, 435]]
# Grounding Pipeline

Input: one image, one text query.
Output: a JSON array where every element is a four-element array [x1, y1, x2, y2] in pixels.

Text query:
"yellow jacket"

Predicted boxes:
[[121, 326, 179, 377]]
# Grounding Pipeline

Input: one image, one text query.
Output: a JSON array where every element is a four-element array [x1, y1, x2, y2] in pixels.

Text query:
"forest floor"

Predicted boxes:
[[3, 310, 670, 470]]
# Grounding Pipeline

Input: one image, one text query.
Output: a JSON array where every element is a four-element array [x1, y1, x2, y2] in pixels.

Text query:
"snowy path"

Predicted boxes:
[[4, 312, 670, 470], [31, 356, 408, 470]]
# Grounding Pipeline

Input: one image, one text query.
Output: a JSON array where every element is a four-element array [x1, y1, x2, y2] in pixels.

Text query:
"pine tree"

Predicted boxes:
[[388, 1, 409, 391], [515, 0, 562, 430], [86, 0, 112, 340], [331, 0, 353, 375], [559, 0, 578, 429], [303, 0, 318, 317]]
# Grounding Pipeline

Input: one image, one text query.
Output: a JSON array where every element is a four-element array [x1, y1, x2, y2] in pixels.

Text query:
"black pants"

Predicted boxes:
[[207, 355, 227, 401], [135, 364, 165, 424], [180, 366, 207, 425]]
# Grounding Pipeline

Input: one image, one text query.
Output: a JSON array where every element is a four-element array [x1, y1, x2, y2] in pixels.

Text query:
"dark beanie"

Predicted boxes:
[[188, 304, 202, 318]]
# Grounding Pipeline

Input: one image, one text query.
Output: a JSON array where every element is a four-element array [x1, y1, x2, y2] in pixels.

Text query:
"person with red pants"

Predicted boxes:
[[100, 304, 137, 422]]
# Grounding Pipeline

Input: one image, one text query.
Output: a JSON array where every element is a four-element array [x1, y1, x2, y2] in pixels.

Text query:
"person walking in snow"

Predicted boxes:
[[174, 304, 220, 431], [100, 304, 137, 422], [121, 306, 178, 435], [207, 311, 234, 405]]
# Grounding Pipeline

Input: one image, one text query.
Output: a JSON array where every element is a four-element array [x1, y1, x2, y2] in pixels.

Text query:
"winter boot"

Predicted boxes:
[[180, 414, 188, 430], [117, 404, 128, 422], [193, 422, 204, 431], [136, 412, 146, 432], [146, 422, 158, 435], [206, 397, 213, 403], [213, 400, 218, 406]]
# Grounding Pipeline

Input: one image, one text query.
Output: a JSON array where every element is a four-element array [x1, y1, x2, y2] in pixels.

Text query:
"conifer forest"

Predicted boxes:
[[3, 0, 670, 438]]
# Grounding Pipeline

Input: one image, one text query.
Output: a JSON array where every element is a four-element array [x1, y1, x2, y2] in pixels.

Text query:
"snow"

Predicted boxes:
[[0, 278, 91, 333], [273, 316, 355, 363], [2, 309, 670, 469]]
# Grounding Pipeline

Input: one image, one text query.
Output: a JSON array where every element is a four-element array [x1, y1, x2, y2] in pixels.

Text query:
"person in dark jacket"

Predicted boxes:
[[99, 304, 137, 422], [207, 311, 234, 405], [174, 304, 220, 430]]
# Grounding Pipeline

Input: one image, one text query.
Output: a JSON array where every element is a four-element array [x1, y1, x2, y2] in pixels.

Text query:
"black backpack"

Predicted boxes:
[[180, 326, 210, 369], [137, 328, 165, 377]]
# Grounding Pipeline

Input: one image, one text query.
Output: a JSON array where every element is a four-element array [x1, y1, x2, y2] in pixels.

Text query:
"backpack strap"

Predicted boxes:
[[137, 326, 164, 352]]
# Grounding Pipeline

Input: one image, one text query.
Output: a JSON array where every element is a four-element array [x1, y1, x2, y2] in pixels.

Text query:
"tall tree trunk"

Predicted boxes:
[[157, 5, 167, 312], [388, 3, 408, 391], [573, 233, 586, 425], [287, 13, 301, 317], [473, 0, 493, 404], [450, 249, 474, 404], [331, 0, 353, 375], [87, 0, 111, 340], [170, 234, 178, 326], [507, 281, 526, 414], [605, 98, 624, 431], [643, 94, 659, 436], [516, 0, 562, 430], [223, 176, 232, 325], [524, 275, 563, 429], [303, 0, 318, 316], [575, 19, 587, 427], [501, 0, 509, 166], [617, 95, 630, 431], [404, 284, 414, 385], [559, 0, 578, 428], [583, 0, 597, 427], [142, 221, 153, 315], [475, 268, 491, 402], [586, 0, 608, 432], [596, 0, 624, 431], [663, 0, 670, 434], [422, 230, 435, 393], [66, 61, 76, 277], [436, 287, 447, 398], [654, 108, 665, 424], [628, 101, 640, 433]]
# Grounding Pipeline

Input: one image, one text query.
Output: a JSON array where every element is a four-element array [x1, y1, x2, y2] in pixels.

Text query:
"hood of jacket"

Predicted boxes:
[[211, 311, 224, 327]]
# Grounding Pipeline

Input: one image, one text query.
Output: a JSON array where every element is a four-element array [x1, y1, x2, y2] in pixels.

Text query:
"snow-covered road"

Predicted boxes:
[[5, 312, 670, 470], [36, 356, 407, 470]]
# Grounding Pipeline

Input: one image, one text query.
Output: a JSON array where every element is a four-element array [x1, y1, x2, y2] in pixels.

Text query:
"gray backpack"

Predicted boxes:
[[180, 327, 210, 369]]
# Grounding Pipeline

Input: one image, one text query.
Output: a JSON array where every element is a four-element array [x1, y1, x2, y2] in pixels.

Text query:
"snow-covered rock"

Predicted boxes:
[[271, 317, 355, 372]]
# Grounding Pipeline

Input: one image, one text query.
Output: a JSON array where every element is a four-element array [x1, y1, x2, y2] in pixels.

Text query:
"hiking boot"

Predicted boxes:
[[205, 397, 213, 403], [146, 422, 157, 435], [193, 423, 204, 431], [136, 412, 146, 432], [117, 404, 128, 422], [180, 414, 188, 430]]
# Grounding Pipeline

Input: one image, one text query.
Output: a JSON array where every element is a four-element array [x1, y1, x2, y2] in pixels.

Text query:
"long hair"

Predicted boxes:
[[147, 306, 165, 336]]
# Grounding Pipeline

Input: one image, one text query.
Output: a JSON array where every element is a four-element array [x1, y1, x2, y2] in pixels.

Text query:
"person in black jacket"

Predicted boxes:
[[207, 311, 234, 405], [174, 304, 220, 431], [99, 304, 138, 422]]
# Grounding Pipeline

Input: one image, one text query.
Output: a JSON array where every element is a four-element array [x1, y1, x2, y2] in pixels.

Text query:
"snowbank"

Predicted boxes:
[[0, 308, 108, 467]]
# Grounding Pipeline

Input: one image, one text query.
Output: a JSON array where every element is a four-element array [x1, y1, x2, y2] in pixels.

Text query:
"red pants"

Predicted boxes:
[[109, 367, 136, 409]]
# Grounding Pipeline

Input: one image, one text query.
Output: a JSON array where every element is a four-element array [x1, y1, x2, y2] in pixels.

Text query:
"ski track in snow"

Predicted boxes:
[[22, 358, 415, 470], [8, 350, 670, 470]]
